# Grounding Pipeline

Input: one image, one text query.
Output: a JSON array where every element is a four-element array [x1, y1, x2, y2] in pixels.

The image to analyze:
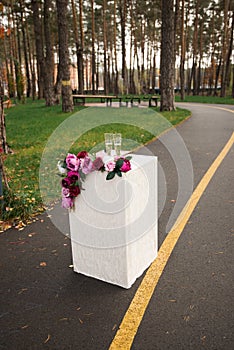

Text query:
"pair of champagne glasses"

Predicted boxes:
[[104, 133, 122, 156]]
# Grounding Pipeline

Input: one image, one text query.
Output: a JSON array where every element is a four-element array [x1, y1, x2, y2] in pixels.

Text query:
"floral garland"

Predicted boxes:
[[58, 151, 132, 209]]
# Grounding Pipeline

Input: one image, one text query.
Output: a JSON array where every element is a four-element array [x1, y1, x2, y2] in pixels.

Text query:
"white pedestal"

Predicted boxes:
[[69, 154, 158, 288]]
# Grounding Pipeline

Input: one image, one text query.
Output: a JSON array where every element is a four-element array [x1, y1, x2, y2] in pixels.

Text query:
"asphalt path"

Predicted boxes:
[[0, 103, 233, 350]]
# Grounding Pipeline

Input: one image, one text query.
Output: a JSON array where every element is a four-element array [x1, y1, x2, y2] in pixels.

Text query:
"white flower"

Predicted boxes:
[[57, 161, 67, 174]]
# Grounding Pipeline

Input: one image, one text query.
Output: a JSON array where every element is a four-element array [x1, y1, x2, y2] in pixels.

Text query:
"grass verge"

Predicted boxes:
[[175, 94, 234, 105], [1, 100, 190, 231]]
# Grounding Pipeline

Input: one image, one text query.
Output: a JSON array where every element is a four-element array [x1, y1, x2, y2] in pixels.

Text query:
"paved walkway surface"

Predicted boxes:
[[0, 103, 234, 350]]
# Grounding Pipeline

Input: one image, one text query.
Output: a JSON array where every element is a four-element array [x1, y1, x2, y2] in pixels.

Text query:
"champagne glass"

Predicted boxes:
[[104, 133, 113, 155], [113, 133, 122, 156]]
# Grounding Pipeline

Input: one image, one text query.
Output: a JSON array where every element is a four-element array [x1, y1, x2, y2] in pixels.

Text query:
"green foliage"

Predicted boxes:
[[175, 95, 234, 105]]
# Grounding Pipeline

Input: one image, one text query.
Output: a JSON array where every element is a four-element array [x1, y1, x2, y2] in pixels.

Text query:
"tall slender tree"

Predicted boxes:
[[44, 0, 56, 106], [160, 0, 175, 111], [56, 0, 73, 112], [32, 0, 45, 99]]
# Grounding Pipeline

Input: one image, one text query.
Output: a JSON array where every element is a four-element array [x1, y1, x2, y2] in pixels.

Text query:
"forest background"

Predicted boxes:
[[0, 0, 233, 111]]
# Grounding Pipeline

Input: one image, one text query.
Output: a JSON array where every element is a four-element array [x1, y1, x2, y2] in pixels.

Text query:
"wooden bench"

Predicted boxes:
[[120, 96, 141, 107], [72, 94, 160, 108], [142, 95, 159, 107], [72, 94, 118, 107]]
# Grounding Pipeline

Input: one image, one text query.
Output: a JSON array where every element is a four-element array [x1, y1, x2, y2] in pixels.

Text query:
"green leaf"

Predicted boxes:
[[116, 170, 122, 177], [115, 158, 124, 169], [125, 156, 132, 161], [79, 170, 86, 182], [106, 171, 116, 180]]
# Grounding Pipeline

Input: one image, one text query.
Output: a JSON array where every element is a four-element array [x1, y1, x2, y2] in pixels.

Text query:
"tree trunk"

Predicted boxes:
[[71, 0, 83, 94], [26, 21, 36, 100], [224, 9, 234, 94], [220, 0, 230, 97], [56, 0, 73, 112], [44, 0, 56, 106], [12, 4, 24, 101], [197, 21, 204, 96], [91, 0, 96, 94], [160, 0, 175, 111], [119, 0, 127, 93], [78, 0, 84, 93], [103, 0, 108, 94], [214, 56, 222, 96], [32, 0, 45, 99], [113, 0, 119, 95], [0, 79, 11, 156], [19, 0, 31, 98], [192, 0, 199, 95], [180, 0, 185, 100]]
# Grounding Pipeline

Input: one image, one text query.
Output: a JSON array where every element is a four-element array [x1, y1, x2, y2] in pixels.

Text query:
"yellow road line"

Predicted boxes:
[[208, 106, 234, 114], [109, 131, 234, 350]]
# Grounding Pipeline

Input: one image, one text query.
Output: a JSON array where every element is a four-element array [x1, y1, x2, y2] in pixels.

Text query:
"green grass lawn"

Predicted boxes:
[[175, 94, 234, 104], [1, 99, 190, 229]]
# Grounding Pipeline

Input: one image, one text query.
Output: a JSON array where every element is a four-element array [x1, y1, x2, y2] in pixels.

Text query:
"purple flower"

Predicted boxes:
[[66, 153, 80, 171]]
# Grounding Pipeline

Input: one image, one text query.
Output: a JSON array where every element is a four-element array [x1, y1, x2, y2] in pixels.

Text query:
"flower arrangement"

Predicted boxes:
[[58, 151, 132, 209]]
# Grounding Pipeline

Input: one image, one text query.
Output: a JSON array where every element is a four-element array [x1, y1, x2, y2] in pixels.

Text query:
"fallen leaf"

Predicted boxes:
[[9, 241, 25, 245], [168, 299, 176, 303], [28, 232, 36, 237], [18, 288, 28, 295], [44, 334, 51, 344], [79, 318, 83, 324], [112, 324, 117, 331], [40, 262, 47, 267], [21, 324, 29, 329]]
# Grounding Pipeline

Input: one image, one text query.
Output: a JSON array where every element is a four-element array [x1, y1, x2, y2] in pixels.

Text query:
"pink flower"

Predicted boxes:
[[66, 153, 80, 171], [80, 156, 93, 174], [62, 187, 70, 197], [121, 159, 131, 172], [62, 196, 74, 209], [105, 161, 116, 172]]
